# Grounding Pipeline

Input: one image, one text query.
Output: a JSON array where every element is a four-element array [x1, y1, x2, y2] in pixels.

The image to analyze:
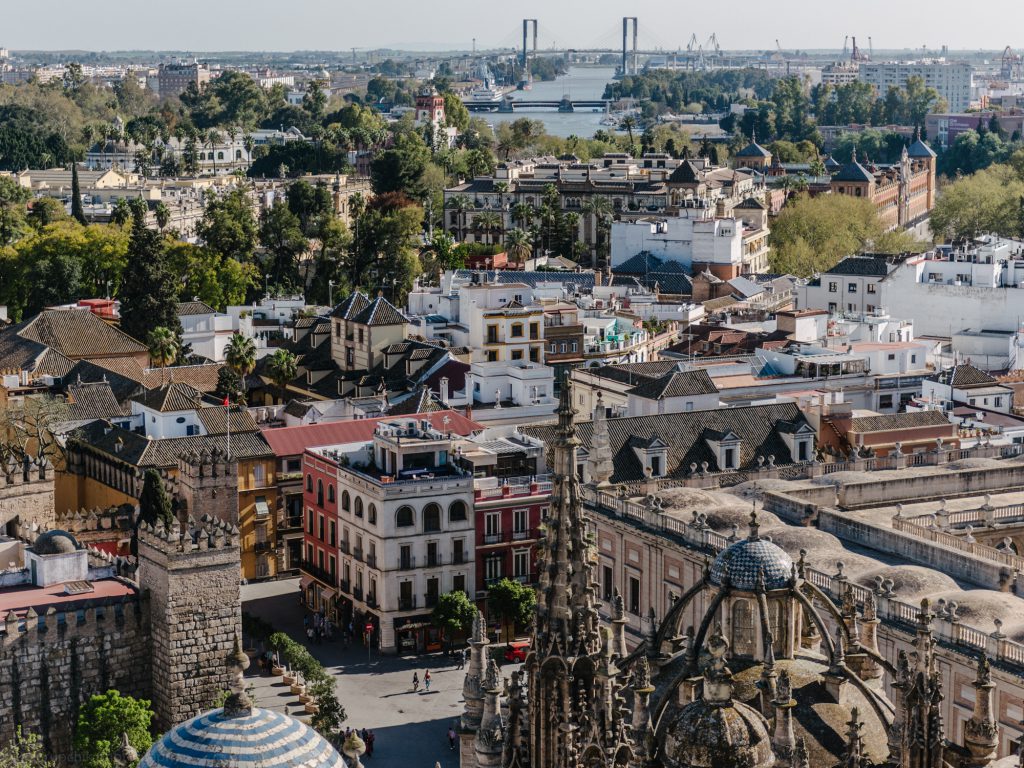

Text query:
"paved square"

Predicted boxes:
[[243, 578, 466, 768]]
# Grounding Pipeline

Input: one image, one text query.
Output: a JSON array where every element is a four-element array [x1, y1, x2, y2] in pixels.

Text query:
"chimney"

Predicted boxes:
[[439, 376, 450, 404]]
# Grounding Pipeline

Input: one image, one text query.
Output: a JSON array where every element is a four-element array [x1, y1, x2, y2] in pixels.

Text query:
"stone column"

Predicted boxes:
[[963, 655, 999, 768], [772, 670, 798, 766], [462, 610, 489, 730], [631, 656, 656, 763], [610, 591, 628, 658], [473, 660, 505, 768]]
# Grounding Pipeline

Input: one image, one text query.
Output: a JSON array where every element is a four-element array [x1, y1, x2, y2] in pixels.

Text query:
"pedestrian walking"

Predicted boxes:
[[412, 672, 420, 692], [448, 726, 457, 750], [306, 625, 315, 643], [424, 670, 432, 691], [366, 731, 375, 757], [458, 647, 467, 669]]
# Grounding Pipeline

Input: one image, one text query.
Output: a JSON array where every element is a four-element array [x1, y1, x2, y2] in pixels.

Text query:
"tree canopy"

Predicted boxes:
[[74, 690, 155, 768], [768, 193, 927, 276]]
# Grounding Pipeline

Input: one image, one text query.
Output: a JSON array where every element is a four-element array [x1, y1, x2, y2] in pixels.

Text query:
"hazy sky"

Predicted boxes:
[[5, 0, 1023, 53]]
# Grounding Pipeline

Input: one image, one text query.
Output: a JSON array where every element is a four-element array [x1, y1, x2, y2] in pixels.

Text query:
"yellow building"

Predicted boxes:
[[58, 420, 278, 581]]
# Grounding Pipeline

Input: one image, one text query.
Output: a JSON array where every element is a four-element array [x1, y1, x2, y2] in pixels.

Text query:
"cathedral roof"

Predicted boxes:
[[660, 696, 774, 768], [708, 534, 794, 591], [139, 707, 344, 768]]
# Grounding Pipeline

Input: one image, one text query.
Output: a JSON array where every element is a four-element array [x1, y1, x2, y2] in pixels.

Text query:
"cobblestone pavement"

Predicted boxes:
[[242, 577, 466, 768]]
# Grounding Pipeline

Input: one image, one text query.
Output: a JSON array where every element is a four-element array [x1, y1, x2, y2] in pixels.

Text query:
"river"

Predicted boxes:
[[486, 66, 618, 139]]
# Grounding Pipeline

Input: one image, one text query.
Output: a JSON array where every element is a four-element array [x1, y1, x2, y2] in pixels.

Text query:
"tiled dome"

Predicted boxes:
[[709, 537, 793, 591], [139, 707, 344, 768], [660, 696, 774, 768]]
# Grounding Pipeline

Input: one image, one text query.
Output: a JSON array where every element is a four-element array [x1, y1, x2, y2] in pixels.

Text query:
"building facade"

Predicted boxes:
[[859, 60, 973, 112], [301, 418, 475, 653]]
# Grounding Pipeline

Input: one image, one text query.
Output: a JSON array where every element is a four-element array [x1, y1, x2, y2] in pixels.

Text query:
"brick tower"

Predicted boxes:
[[175, 448, 238, 525], [136, 515, 241, 730]]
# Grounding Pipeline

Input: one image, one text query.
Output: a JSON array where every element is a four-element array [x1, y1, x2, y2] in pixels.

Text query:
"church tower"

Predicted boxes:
[[514, 380, 633, 768]]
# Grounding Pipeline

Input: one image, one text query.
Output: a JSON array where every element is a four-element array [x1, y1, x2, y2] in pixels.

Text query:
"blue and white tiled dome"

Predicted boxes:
[[709, 537, 794, 591], [139, 707, 344, 768]]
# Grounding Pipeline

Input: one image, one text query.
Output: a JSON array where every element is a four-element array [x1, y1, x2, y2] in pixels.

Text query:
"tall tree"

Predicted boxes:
[[432, 590, 476, 650], [487, 577, 536, 643], [148, 326, 180, 379], [74, 690, 155, 768], [138, 468, 174, 530], [266, 348, 298, 403], [259, 201, 307, 288], [225, 333, 257, 403], [195, 187, 258, 263], [118, 208, 181, 344], [71, 164, 87, 225]]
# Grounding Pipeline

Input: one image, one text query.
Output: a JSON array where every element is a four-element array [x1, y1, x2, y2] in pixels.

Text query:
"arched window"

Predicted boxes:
[[368, 504, 377, 524], [396, 505, 414, 527], [327, 485, 335, 503], [316, 479, 324, 507], [423, 503, 441, 532], [306, 474, 313, 492], [235, 149, 242, 160], [341, 490, 350, 512], [449, 500, 467, 522], [217, 151, 224, 160], [731, 599, 755, 657], [355, 497, 364, 518]]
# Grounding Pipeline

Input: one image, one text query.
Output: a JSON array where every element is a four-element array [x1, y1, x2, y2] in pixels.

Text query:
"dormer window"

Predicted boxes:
[[631, 435, 669, 479], [704, 429, 742, 472]]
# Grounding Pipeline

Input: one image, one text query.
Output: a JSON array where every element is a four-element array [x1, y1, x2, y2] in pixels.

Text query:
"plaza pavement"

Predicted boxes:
[[242, 577, 469, 768]]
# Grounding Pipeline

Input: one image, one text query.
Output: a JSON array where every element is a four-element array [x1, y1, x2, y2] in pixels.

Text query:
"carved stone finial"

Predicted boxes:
[[222, 636, 253, 717]]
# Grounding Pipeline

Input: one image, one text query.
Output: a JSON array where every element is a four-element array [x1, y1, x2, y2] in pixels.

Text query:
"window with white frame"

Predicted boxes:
[[513, 549, 529, 578]]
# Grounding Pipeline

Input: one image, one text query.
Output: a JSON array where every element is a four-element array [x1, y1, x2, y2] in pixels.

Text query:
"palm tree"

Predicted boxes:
[[154, 202, 171, 231], [620, 116, 638, 154], [266, 348, 298, 404], [224, 333, 257, 404], [206, 129, 223, 175], [582, 196, 613, 268], [243, 134, 256, 165], [148, 327, 179, 385], [511, 202, 535, 232], [473, 211, 503, 246], [447, 196, 471, 241], [504, 228, 533, 266]]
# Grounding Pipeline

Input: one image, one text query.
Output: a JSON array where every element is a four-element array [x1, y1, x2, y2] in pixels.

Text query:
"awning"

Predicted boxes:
[[319, 588, 337, 601], [255, 496, 270, 516]]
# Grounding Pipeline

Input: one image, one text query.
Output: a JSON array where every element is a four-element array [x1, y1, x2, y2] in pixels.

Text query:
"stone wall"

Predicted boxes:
[[817, 509, 1008, 590], [837, 465, 1024, 508], [137, 517, 241, 730], [0, 594, 150, 763], [0, 460, 55, 533]]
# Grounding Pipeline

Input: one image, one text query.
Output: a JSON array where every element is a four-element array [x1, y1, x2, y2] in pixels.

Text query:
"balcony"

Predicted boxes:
[[254, 540, 273, 553], [512, 528, 537, 541], [340, 541, 351, 555], [365, 553, 378, 568], [366, 594, 378, 609], [353, 547, 363, 562], [425, 552, 441, 568], [452, 552, 467, 565], [398, 595, 417, 611], [424, 593, 439, 609], [398, 556, 416, 571], [278, 516, 303, 532], [340, 580, 351, 594], [484, 575, 505, 587], [483, 532, 505, 545], [299, 559, 336, 587], [353, 586, 364, 601]]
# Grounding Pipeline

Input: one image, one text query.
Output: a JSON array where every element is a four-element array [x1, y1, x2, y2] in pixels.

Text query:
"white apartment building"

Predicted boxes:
[[177, 301, 235, 362], [859, 60, 973, 112], [306, 419, 475, 653], [610, 207, 770, 277]]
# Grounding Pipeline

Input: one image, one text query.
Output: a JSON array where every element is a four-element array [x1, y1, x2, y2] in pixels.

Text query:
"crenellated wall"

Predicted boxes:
[[0, 593, 150, 763], [0, 457, 55, 533]]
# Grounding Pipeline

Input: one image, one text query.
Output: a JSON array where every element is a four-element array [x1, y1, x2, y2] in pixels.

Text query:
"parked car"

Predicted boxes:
[[504, 640, 530, 663]]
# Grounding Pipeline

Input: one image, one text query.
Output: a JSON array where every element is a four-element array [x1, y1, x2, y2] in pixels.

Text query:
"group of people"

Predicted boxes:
[[411, 670, 432, 692], [304, 611, 334, 644], [344, 727, 376, 757]]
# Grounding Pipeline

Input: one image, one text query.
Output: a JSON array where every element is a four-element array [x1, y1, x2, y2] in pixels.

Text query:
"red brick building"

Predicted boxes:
[[301, 450, 341, 618]]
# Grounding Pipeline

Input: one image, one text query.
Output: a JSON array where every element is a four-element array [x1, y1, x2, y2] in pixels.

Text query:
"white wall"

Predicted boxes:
[[610, 212, 743, 269]]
